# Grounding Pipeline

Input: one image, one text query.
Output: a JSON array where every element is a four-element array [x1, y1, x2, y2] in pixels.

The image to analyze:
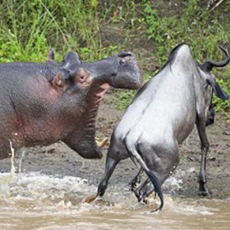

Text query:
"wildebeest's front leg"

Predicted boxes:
[[97, 156, 119, 197], [196, 116, 210, 196]]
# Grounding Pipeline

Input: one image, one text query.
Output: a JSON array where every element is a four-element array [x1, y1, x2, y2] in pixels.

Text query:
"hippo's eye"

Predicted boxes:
[[74, 68, 89, 84]]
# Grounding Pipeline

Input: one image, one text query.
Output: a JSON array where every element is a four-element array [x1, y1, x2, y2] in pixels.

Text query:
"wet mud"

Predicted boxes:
[[0, 92, 230, 200]]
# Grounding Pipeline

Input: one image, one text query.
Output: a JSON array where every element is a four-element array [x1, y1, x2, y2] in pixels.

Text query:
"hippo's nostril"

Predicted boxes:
[[119, 59, 125, 65], [119, 53, 134, 66], [118, 51, 135, 66], [118, 51, 133, 58]]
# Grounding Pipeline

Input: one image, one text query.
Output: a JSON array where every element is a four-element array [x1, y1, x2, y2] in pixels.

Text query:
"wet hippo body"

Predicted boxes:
[[0, 51, 144, 160]]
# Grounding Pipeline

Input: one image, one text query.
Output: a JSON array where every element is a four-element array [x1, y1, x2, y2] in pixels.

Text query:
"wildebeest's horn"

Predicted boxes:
[[201, 46, 230, 71]]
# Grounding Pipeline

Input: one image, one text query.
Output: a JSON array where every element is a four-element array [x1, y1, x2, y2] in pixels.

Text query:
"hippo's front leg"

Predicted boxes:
[[63, 130, 103, 159]]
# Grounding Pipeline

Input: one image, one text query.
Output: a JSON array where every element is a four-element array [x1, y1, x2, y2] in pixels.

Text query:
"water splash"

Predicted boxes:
[[163, 177, 183, 194], [0, 170, 230, 230], [18, 150, 25, 174], [0, 141, 16, 195]]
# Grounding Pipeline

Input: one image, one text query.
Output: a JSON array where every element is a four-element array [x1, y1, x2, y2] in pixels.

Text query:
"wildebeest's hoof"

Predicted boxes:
[[83, 194, 97, 203], [198, 189, 212, 196], [198, 182, 212, 196]]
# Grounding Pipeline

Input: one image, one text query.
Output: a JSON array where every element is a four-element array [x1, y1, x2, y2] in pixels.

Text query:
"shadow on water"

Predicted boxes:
[[0, 172, 230, 230]]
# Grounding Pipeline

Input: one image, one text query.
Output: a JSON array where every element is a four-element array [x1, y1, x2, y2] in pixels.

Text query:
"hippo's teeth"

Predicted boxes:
[[96, 137, 108, 148]]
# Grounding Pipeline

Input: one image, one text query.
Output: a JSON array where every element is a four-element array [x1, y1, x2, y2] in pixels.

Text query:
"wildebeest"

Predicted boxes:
[[0, 51, 144, 160], [95, 43, 229, 211]]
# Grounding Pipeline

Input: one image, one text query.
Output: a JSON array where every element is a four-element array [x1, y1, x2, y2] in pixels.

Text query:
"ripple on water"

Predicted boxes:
[[0, 172, 230, 230]]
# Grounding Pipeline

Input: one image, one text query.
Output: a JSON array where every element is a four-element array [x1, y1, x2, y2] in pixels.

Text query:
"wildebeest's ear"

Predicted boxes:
[[50, 72, 65, 89], [62, 51, 81, 68], [206, 78, 229, 100]]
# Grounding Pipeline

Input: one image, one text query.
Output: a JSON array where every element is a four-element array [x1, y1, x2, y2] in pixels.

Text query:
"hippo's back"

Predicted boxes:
[[0, 62, 55, 81]]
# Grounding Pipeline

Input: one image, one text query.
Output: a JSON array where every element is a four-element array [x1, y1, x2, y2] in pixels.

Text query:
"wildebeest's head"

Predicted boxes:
[[198, 46, 229, 126]]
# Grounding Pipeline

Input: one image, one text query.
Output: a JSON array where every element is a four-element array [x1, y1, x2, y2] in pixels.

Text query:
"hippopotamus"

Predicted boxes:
[[0, 50, 144, 160]]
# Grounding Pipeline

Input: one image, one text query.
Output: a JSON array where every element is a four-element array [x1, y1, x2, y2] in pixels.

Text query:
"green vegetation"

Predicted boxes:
[[0, 0, 118, 62], [113, 0, 230, 112], [141, 0, 230, 113], [0, 0, 229, 113]]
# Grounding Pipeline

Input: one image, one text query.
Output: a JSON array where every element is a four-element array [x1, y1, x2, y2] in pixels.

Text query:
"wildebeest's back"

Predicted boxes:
[[113, 44, 198, 149]]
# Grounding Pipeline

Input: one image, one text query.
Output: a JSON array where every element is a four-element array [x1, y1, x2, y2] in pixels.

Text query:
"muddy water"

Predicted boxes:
[[0, 173, 230, 230]]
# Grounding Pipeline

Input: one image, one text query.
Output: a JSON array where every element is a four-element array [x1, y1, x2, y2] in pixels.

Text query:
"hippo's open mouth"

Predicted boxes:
[[96, 83, 110, 101]]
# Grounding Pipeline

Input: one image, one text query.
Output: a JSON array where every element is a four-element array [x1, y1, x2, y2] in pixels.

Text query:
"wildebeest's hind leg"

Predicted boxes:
[[196, 115, 210, 196], [134, 178, 151, 202], [131, 142, 179, 206], [97, 156, 120, 197], [129, 168, 144, 191], [124, 141, 168, 211]]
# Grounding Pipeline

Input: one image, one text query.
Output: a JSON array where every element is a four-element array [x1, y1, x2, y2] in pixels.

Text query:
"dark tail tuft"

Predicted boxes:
[[145, 169, 164, 212], [124, 139, 164, 211]]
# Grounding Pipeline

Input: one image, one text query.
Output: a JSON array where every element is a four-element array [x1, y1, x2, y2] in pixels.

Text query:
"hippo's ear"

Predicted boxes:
[[62, 51, 81, 68], [50, 72, 65, 89], [47, 49, 55, 61]]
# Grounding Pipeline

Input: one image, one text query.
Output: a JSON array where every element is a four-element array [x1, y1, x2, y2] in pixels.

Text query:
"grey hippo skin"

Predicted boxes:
[[0, 50, 144, 160], [96, 43, 229, 211]]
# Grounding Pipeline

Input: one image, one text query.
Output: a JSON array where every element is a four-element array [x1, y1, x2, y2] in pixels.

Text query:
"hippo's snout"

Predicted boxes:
[[111, 51, 144, 89], [118, 51, 135, 65], [81, 51, 144, 90], [118, 51, 133, 59]]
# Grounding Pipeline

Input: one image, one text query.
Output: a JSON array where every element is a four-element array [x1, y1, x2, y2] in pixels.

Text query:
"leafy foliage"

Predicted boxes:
[[116, 0, 230, 112], [0, 0, 229, 113], [0, 0, 117, 62]]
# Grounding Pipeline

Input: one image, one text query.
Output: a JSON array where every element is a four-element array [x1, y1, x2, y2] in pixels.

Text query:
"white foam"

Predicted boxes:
[[0, 172, 223, 217], [0, 172, 97, 201], [163, 177, 183, 193]]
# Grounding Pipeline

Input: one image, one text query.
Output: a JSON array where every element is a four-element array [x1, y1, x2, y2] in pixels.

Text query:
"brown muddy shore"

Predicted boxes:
[[0, 92, 230, 200]]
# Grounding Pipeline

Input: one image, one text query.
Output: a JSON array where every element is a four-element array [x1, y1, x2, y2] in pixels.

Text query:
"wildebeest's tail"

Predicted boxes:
[[124, 140, 164, 211]]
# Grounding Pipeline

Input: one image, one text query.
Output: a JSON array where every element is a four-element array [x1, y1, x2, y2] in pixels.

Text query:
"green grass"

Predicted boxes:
[[0, 0, 229, 113], [0, 0, 119, 62], [115, 0, 230, 112]]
